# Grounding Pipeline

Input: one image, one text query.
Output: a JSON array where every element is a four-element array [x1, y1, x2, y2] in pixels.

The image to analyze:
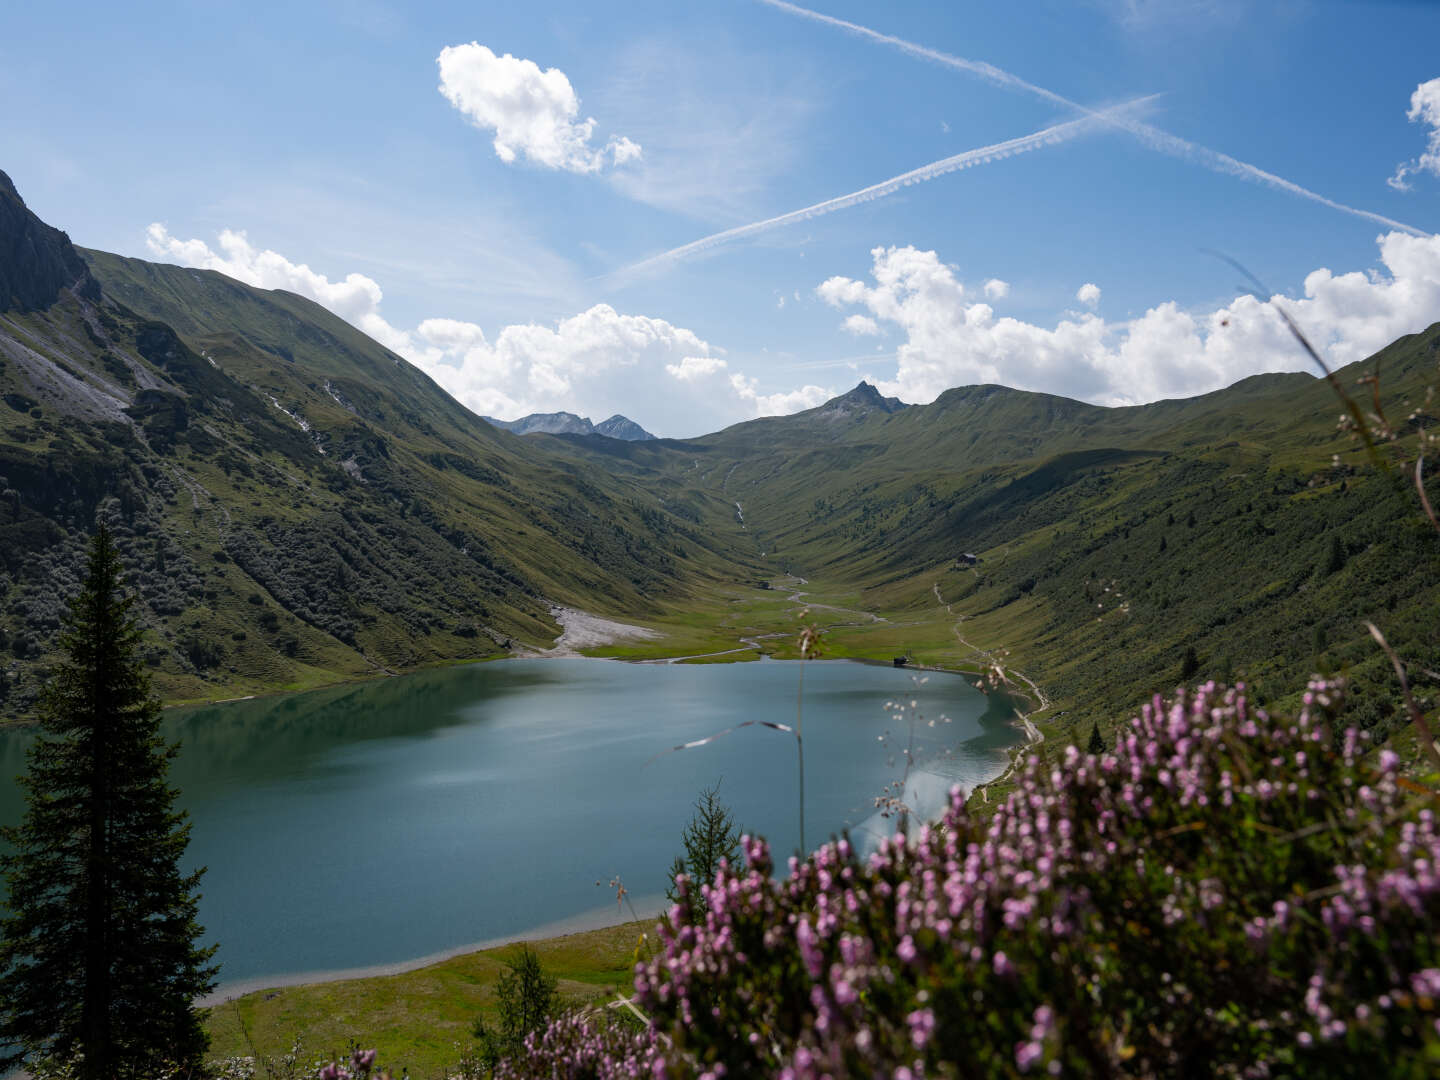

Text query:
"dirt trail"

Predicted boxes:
[[931, 582, 1050, 800], [784, 576, 886, 628]]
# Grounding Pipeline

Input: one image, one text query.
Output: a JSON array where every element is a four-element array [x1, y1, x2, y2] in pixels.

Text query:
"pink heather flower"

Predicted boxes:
[[993, 950, 1014, 976], [897, 935, 917, 963], [907, 1007, 935, 1048], [1016, 1039, 1044, 1071]]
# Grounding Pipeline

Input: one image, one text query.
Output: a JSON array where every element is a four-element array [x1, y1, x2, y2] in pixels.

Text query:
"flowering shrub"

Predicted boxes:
[[498, 680, 1440, 1078]]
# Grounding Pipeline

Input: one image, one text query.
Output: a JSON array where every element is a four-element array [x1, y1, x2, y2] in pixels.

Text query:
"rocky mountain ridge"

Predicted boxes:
[[483, 411, 656, 441]]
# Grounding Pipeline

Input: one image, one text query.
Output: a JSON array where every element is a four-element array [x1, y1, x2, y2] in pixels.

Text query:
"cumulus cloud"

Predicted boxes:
[[1389, 77, 1440, 192], [145, 223, 416, 355], [1076, 282, 1102, 307], [416, 303, 719, 418], [145, 225, 830, 434], [437, 43, 640, 173], [666, 356, 729, 380], [729, 374, 833, 416], [818, 234, 1440, 406], [983, 278, 1009, 300], [842, 314, 882, 336]]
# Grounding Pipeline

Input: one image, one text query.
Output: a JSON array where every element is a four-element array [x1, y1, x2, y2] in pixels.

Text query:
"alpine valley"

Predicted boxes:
[[0, 169, 1436, 756]]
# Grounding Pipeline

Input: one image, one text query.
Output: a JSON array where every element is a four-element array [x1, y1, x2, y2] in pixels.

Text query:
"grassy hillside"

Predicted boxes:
[[2, 166, 1434, 743], [0, 176, 761, 716], [549, 324, 1440, 745]]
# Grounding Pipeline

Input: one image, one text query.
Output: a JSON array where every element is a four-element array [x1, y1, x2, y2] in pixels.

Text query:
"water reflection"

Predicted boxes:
[[0, 658, 1020, 988]]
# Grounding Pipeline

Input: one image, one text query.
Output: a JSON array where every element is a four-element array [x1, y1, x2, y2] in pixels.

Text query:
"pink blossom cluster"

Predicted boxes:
[[496, 681, 1440, 1078]]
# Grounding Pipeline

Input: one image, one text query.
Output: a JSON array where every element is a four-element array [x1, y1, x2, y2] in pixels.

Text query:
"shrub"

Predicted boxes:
[[501, 680, 1440, 1078], [474, 946, 559, 1072], [666, 781, 742, 917]]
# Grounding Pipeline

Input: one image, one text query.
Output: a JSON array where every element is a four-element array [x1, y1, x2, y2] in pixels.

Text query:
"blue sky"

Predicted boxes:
[[3, 0, 1438, 437]]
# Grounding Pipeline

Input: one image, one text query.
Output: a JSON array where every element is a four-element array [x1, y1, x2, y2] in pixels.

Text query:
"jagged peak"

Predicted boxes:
[[484, 410, 656, 441], [808, 380, 909, 421], [0, 169, 101, 313]]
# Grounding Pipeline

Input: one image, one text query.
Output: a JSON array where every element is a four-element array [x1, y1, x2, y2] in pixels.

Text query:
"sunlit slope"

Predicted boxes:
[[551, 326, 1440, 733], [0, 171, 759, 714]]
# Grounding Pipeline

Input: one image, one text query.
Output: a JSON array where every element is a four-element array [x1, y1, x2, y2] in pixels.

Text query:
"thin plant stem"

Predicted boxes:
[[1416, 454, 1439, 536], [795, 659, 806, 855], [1366, 622, 1440, 775]]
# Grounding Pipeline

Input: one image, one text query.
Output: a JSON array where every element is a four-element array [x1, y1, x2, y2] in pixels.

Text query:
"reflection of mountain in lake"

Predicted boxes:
[[2, 658, 1022, 986]]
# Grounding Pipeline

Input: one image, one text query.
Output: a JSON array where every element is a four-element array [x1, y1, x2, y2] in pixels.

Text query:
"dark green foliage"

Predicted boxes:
[[1323, 533, 1346, 575], [0, 525, 217, 1078], [667, 781, 742, 916], [179, 633, 224, 670], [472, 945, 558, 1070], [1086, 721, 1104, 755], [1179, 645, 1200, 682]]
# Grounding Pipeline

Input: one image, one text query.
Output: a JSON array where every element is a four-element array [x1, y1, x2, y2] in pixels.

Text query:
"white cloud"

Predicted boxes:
[[666, 356, 729, 380], [1076, 282, 1102, 307], [1389, 77, 1440, 191], [145, 223, 416, 355], [145, 225, 758, 432], [819, 235, 1440, 406], [842, 314, 882, 336], [729, 374, 833, 416], [436, 43, 640, 174], [983, 278, 1010, 300], [419, 303, 718, 418]]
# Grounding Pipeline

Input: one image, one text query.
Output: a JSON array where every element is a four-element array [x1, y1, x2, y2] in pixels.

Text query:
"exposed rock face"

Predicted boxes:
[[484, 411, 594, 436], [594, 414, 656, 441], [0, 169, 100, 312], [485, 410, 656, 440], [808, 381, 909, 422]]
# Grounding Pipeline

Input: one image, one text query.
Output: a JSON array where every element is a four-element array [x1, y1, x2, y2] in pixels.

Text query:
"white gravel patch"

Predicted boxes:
[[547, 606, 660, 655]]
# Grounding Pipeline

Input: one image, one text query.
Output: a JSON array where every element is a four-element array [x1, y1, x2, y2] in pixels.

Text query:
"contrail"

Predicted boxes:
[[616, 107, 1130, 279], [758, 0, 1429, 238]]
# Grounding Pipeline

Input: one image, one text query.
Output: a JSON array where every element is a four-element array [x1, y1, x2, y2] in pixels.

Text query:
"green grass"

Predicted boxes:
[[203, 921, 650, 1079]]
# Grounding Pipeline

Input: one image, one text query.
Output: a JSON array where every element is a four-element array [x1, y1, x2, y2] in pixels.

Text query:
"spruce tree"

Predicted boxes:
[[472, 945, 558, 1069], [666, 781, 742, 916], [0, 524, 217, 1078], [1087, 721, 1105, 756]]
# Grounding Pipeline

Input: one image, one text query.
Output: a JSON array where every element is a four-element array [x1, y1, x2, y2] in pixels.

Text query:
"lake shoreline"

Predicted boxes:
[[197, 895, 670, 1007], [191, 664, 1034, 1006]]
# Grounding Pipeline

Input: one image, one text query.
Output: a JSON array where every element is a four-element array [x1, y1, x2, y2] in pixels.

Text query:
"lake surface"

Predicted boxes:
[[0, 658, 1019, 993]]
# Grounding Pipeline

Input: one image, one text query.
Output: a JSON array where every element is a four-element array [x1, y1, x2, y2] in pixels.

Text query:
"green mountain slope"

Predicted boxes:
[[550, 329, 1440, 741], [0, 173, 757, 714], [3, 163, 1434, 742]]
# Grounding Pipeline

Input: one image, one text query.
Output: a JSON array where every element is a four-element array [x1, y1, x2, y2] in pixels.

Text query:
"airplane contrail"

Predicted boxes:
[[757, 0, 1429, 238], [615, 105, 1136, 280]]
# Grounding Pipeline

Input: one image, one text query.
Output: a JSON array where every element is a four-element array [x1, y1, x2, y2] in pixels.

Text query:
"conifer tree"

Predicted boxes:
[[0, 524, 217, 1079], [667, 780, 742, 916], [472, 945, 558, 1069], [1087, 721, 1105, 756]]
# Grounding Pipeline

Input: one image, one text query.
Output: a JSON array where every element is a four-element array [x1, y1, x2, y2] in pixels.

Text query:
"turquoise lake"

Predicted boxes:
[[0, 658, 1020, 995]]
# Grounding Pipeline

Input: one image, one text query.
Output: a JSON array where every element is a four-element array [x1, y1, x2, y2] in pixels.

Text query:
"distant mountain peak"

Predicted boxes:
[[595, 414, 656, 441], [809, 381, 909, 422], [0, 169, 100, 313], [484, 411, 656, 441]]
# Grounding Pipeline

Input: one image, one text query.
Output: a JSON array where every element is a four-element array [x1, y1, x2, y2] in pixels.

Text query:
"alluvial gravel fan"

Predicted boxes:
[[495, 681, 1440, 1078]]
